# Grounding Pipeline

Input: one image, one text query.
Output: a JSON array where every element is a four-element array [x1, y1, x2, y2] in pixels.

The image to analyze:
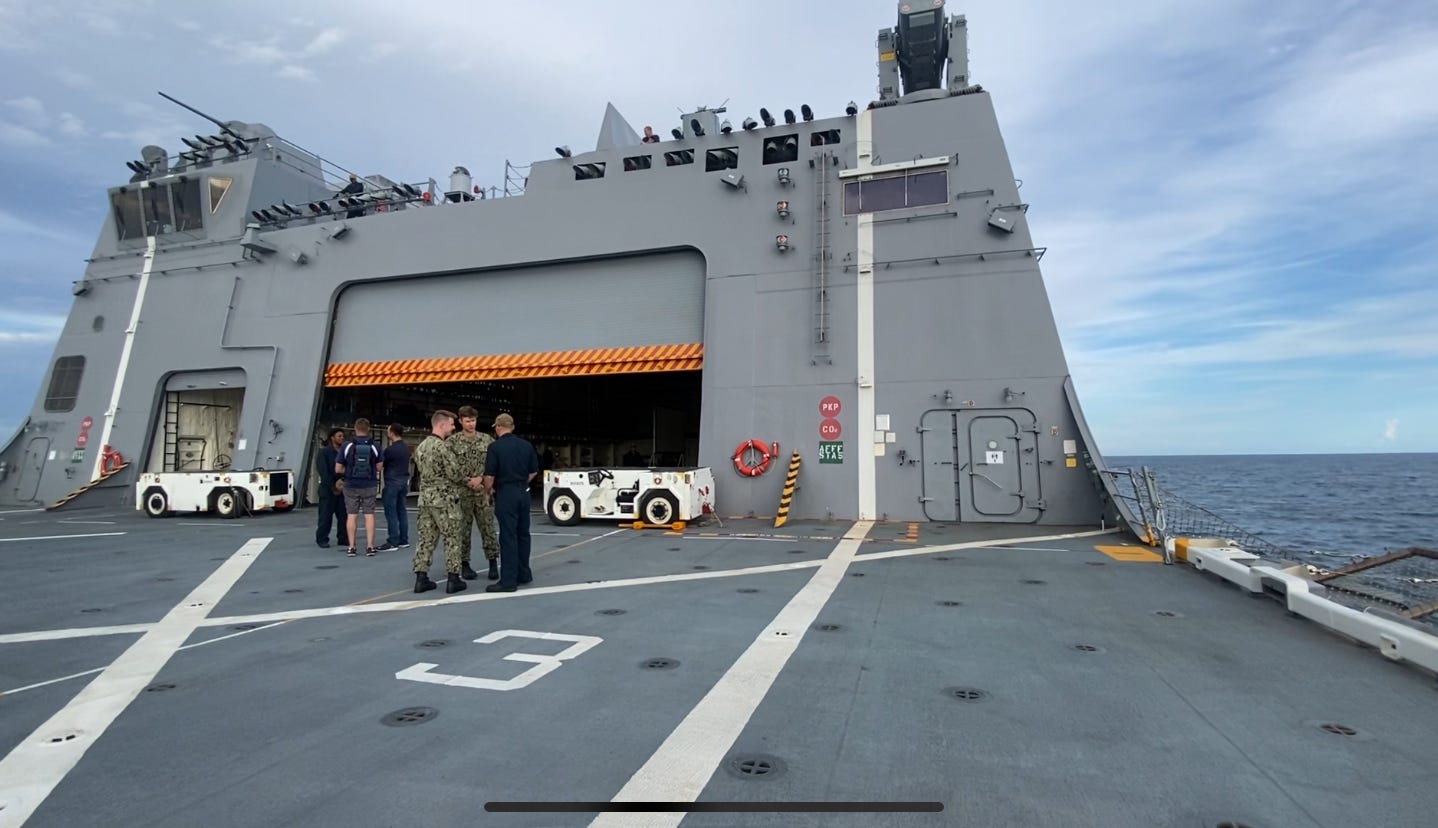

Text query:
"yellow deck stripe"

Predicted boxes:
[[1095, 544, 1164, 563]]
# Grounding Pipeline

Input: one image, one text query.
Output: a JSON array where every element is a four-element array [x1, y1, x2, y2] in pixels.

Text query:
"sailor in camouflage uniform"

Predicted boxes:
[[411, 409, 471, 595], [448, 406, 500, 581]]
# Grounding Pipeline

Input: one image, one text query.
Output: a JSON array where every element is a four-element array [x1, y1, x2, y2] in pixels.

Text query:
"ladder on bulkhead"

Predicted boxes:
[[161, 392, 180, 472], [812, 152, 833, 365]]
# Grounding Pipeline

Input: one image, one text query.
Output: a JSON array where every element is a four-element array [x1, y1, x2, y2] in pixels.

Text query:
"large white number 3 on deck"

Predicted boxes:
[[395, 629, 603, 692]]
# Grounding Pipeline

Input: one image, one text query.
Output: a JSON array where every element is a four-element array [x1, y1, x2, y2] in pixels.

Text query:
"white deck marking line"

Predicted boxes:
[[0, 532, 127, 543], [0, 623, 153, 645], [0, 529, 1118, 646], [0, 537, 269, 824], [0, 622, 287, 698], [0, 557, 832, 644], [853, 528, 1119, 562], [202, 557, 831, 628], [0, 509, 46, 515], [589, 521, 876, 828], [56, 520, 118, 526]]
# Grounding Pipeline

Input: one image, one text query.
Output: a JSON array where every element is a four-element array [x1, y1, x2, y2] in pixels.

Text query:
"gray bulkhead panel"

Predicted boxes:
[[329, 251, 704, 364]]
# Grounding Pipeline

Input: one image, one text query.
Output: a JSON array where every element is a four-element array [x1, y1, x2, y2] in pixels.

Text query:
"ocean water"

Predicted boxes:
[[1107, 453, 1438, 561]]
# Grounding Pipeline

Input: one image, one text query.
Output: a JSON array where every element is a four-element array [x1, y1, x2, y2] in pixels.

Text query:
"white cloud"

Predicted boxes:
[[57, 112, 85, 137], [277, 64, 315, 82], [0, 122, 49, 148], [304, 27, 345, 55], [5, 96, 47, 127], [0, 308, 65, 343], [1383, 420, 1399, 442]]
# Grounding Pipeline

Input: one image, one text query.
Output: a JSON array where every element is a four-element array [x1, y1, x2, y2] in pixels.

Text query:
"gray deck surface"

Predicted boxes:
[[1, 507, 1435, 827]]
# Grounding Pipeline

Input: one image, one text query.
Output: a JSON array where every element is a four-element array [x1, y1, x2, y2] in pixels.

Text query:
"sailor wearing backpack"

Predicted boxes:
[[335, 417, 384, 557]]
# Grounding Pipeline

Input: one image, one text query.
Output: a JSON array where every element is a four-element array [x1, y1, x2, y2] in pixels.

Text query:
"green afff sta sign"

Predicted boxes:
[[818, 441, 844, 464]]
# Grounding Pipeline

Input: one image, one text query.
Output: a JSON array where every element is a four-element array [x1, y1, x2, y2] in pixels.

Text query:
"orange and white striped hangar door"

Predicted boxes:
[[323, 251, 704, 387]]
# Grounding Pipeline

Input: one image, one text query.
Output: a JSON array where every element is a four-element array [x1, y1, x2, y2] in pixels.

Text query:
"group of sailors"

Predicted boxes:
[[316, 406, 539, 595]]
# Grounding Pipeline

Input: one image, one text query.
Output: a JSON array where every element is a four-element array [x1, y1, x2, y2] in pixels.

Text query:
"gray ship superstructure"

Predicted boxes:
[[0, 1, 1129, 534]]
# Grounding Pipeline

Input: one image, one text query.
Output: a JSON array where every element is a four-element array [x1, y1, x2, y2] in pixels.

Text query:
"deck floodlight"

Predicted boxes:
[[846, 100, 859, 115], [719, 119, 732, 135], [783, 108, 796, 124], [555, 145, 572, 158], [671, 128, 683, 140], [690, 118, 705, 137], [776, 234, 790, 252], [742, 117, 757, 131], [801, 104, 813, 121], [760, 108, 775, 127]]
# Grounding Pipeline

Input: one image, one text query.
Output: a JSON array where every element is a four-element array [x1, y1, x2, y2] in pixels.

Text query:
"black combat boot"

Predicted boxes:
[[487, 558, 499, 581], [446, 572, 468, 594], [414, 572, 437, 594], [461, 560, 478, 581]]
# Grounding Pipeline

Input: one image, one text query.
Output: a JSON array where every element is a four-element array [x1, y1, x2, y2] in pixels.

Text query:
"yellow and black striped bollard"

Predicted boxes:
[[773, 450, 802, 528]]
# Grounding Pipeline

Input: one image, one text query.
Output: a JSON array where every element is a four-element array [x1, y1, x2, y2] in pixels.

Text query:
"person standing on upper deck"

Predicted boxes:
[[482, 412, 539, 593], [340, 173, 365, 218]]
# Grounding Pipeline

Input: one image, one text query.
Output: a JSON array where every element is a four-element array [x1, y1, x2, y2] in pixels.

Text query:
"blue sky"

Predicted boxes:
[[0, 0, 1434, 456]]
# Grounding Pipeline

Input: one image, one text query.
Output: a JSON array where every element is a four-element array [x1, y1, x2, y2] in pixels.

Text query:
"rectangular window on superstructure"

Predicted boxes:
[[811, 129, 841, 146], [573, 162, 605, 180], [842, 169, 950, 215], [142, 185, 174, 235], [171, 178, 204, 232], [623, 155, 652, 171], [664, 149, 694, 167], [705, 148, 738, 171], [111, 189, 143, 240], [762, 134, 799, 165], [44, 356, 85, 413]]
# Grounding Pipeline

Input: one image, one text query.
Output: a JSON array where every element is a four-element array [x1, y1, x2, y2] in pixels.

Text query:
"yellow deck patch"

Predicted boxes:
[[1095, 545, 1164, 563]]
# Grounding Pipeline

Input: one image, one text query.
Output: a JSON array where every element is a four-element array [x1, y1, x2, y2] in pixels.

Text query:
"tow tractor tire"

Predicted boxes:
[[547, 489, 581, 526], [213, 488, 242, 519], [639, 491, 680, 526], [143, 487, 171, 518]]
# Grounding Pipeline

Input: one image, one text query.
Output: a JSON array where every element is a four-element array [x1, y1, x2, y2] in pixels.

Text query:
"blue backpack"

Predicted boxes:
[[345, 437, 378, 483]]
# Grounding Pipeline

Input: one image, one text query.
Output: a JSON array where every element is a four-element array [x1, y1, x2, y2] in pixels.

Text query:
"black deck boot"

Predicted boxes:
[[487, 558, 499, 581], [446, 572, 468, 594], [414, 572, 437, 594], [461, 561, 478, 581]]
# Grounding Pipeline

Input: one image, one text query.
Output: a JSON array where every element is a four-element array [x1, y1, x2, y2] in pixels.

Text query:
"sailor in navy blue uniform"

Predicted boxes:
[[481, 413, 539, 592]]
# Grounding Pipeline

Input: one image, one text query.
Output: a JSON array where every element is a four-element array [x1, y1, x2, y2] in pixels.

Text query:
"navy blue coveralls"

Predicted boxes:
[[483, 432, 539, 587]]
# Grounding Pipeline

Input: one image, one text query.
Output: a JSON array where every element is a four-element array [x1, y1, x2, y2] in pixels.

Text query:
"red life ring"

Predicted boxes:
[[101, 445, 124, 474], [732, 439, 773, 477]]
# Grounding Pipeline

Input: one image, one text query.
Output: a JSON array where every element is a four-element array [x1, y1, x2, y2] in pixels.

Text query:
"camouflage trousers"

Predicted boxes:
[[458, 491, 498, 562], [413, 496, 464, 575]]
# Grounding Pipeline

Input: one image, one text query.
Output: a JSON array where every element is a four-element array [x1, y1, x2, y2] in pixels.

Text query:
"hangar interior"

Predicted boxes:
[[307, 371, 702, 504]]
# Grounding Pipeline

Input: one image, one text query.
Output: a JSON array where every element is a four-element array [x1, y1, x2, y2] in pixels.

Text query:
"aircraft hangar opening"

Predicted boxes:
[[309, 251, 705, 504]]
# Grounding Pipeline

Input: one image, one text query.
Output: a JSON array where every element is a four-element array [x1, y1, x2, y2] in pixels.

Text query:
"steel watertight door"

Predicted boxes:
[[919, 410, 959, 521], [14, 437, 49, 502], [963, 412, 1042, 522]]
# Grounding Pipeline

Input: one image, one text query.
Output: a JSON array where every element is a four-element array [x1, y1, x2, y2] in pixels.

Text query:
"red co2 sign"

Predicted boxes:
[[819, 418, 842, 440], [819, 396, 841, 417]]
